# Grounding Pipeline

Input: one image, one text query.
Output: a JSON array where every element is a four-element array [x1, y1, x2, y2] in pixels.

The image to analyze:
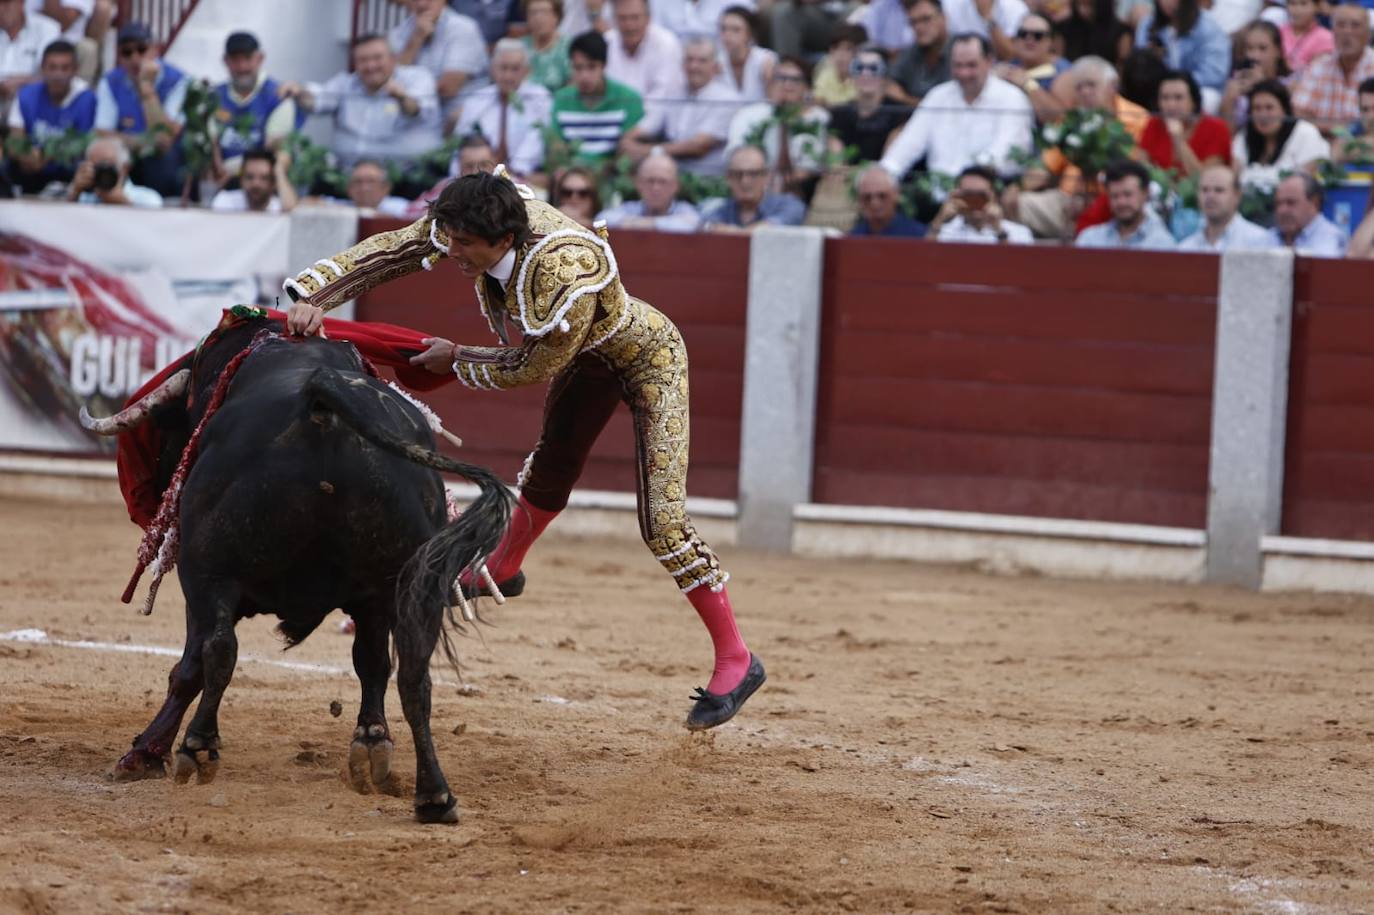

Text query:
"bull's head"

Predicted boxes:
[[78, 368, 191, 435]]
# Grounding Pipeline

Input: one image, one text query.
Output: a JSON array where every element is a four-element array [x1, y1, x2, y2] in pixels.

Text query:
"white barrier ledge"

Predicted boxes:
[[0, 454, 118, 478]]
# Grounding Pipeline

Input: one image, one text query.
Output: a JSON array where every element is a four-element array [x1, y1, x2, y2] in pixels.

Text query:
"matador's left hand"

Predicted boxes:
[[411, 337, 457, 375]]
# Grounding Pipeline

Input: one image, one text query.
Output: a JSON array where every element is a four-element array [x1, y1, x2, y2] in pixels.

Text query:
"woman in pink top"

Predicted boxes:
[[1280, 0, 1335, 74]]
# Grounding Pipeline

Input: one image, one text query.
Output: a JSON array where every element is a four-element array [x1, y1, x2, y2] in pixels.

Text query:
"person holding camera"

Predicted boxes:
[[65, 136, 162, 207], [928, 165, 1033, 243]]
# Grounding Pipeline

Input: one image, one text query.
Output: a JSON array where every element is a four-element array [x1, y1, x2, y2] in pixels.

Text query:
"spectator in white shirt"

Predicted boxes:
[[606, 0, 686, 107], [28, 0, 107, 79], [940, 0, 1029, 59], [1178, 163, 1273, 251], [726, 56, 830, 198], [284, 34, 443, 171], [1269, 172, 1348, 257], [304, 159, 413, 217], [390, 0, 488, 120], [210, 148, 297, 213], [651, 0, 744, 40], [454, 39, 552, 179], [0, 0, 58, 108], [927, 164, 1034, 242], [596, 151, 702, 231], [717, 5, 775, 102], [623, 34, 740, 177], [880, 33, 1034, 180]]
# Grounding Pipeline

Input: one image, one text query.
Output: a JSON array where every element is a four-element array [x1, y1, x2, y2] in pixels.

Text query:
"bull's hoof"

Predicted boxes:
[[414, 792, 459, 825], [173, 747, 220, 785], [110, 748, 167, 782], [347, 725, 395, 795]]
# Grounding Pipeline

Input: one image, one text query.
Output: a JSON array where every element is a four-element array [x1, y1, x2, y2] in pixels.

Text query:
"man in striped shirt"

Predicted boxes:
[[551, 30, 644, 163]]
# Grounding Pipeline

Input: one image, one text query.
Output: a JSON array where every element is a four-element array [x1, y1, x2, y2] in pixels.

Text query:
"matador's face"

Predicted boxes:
[[445, 227, 515, 278]]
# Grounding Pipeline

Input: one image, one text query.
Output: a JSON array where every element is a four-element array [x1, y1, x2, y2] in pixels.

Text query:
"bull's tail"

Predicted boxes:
[[302, 366, 514, 673]]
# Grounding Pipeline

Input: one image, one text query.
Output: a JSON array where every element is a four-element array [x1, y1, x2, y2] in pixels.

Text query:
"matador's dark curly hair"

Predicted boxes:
[[430, 172, 532, 248]]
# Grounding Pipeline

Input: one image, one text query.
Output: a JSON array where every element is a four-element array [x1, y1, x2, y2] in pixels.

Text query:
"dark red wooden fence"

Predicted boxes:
[[353, 221, 749, 499], [811, 239, 1219, 528], [1282, 257, 1374, 540]]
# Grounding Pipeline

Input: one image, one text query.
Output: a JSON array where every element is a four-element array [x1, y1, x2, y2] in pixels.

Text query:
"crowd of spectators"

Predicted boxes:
[[4, 0, 1374, 256]]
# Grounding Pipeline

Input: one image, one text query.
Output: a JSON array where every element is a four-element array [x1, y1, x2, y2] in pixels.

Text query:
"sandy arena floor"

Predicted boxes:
[[0, 495, 1371, 914]]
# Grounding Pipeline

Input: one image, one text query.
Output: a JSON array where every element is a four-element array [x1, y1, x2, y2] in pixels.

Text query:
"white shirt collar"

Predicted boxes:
[[487, 247, 517, 289]]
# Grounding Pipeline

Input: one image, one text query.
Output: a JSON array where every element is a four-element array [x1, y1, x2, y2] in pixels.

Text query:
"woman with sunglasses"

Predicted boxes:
[[284, 170, 766, 732], [827, 48, 911, 163], [552, 165, 602, 226]]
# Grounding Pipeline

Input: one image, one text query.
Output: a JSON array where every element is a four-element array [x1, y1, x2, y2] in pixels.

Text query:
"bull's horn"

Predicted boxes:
[[79, 368, 190, 435]]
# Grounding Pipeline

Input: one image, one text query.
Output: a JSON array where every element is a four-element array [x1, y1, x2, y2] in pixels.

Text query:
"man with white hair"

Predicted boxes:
[[453, 39, 552, 179], [880, 34, 1033, 180], [596, 152, 701, 231], [850, 165, 926, 236], [64, 134, 161, 206], [605, 0, 685, 107], [622, 34, 739, 177]]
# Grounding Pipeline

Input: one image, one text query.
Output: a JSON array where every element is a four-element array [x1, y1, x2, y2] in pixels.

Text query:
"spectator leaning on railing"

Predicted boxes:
[[210, 147, 296, 213], [389, 0, 488, 122], [927, 164, 1034, 243], [95, 22, 187, 198], [699, 143, 806, 231], [7, 38, 94, 193], [880, 33, 1033, 181], [454, 39, 552, 180], [622, 34, 739, 178], [65, 134, 161, 207], [1177, 163, 1272, 251], [1269, 171, 1348, 256], [596, 151, 702, 231], [0, 0, 59, 113], [850, 164, 927, 236], [1074, 159, 1175, 249], [551, 30, 644, 162], [283, 34, 442, 172], [212, 31, 300, 178]]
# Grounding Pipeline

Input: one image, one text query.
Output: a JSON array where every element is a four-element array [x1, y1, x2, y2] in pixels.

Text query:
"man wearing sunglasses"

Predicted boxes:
[[94, 21, 186, 198], [993, 13, 1067, 121], [829, 48, 911, 163]]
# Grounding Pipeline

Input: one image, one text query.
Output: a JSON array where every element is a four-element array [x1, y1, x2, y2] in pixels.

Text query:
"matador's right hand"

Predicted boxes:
[[286, 302, 325, 337]]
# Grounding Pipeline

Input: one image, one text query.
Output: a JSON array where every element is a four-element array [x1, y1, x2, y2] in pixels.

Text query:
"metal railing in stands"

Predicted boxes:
[[352, 0, 408, 45], [114, 0, 202, 50]]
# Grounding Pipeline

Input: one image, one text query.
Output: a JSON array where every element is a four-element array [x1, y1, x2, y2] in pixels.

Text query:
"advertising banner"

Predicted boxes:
[[0, 203, 291, 453]]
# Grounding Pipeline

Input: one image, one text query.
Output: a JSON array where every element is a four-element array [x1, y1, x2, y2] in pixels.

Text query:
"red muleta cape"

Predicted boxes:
[[116, 308, 455, 529]]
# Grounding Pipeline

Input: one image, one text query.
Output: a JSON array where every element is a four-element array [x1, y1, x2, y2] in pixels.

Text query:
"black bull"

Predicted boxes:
[[106, 317, 513, 824]]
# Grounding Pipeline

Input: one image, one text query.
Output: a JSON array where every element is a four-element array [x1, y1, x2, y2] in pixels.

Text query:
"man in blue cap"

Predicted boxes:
[[94, 20, 186, 197], [212, 31, 300, 178]]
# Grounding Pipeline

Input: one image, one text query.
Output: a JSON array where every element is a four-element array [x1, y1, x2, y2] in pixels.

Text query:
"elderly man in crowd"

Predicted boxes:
[[622, 34, 738, 178], [0, 0, 59, 111], [887, 0, 948, 106], [389, 0, 487, 122], [605, 0, 684, 109], [454, 39, 551, 180], [213, 31, 299, 178], [1178, 164, 1272, 251], [850, 165, 926, 237], [700, 144, 806, 231], [64, 135, 161, 206], [1292, 0, 1374, 135], [7, 38, 94, 193], [1075, 160, 1175, 249], [927, 165, 1033, 242], [1269, 172, 1348, 256], [284, 34, 441, 171], [597, 152, 701, 231], [210, 148, 296, 213], [880, 34, 1033, 181], [95, 21, 186, 197], [552, 30, 645, 163], [726, 57, 830, 199]]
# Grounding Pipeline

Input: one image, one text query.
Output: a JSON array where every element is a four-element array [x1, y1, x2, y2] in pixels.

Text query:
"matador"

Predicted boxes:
[[283, 170, 765, 730]]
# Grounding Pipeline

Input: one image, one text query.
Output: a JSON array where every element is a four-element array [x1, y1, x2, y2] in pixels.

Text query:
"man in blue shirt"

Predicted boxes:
[[850, 164, 926, 238], [213, 31, 300, 178], [700, 144, 806, 231], [7, 39, 95, 193], [1076, 159, 1175, 250], [1270, 173, 1349, 257], [95, 21, 186, 198]]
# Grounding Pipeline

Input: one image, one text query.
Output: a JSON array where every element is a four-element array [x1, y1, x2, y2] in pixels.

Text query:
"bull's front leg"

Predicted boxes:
[[173, 576, 241, 785], [111, 630, 205, 780], [346, 607, 400, 795]]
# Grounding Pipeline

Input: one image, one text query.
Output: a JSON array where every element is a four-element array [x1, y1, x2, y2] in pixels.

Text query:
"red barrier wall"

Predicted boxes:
[[813, 239, 1219, 528], [353, 221, 748, 499], [1282, 258, 1374, 540]]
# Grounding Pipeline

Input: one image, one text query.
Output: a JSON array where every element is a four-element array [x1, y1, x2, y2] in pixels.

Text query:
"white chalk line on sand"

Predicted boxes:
[[1, 628, 354, 676]]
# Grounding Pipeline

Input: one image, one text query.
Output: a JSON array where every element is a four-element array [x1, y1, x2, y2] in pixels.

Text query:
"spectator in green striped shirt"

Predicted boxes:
[[522, 0, 573, 92], [551, 30, 645, 163]]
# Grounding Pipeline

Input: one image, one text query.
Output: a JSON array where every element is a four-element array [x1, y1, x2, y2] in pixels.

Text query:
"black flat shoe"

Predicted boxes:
[[685, 654, 766, 731], [458, 569, 525, 601]]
